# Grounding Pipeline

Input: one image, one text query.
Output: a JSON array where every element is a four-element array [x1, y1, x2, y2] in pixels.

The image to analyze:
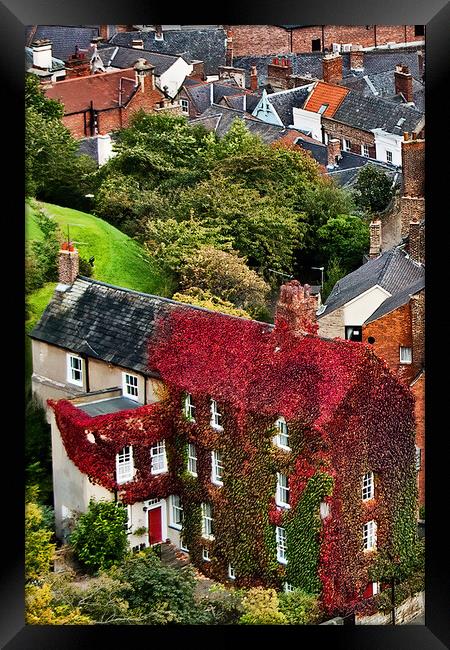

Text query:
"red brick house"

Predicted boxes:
[[30, 250, 418, 614], [44, 61, 180, 139]]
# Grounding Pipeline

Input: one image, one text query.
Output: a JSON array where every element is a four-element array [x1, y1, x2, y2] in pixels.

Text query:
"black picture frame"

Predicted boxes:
[[4, 0, 449, 647]]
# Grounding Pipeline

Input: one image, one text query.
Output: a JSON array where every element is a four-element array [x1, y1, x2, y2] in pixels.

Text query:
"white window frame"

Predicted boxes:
[[361, 143, 370, 158], [122, 372, 139, 401], [343, 138, 351, 152], [201, 502, 214, 540], [362, 471, 375, 501], [187, 443, 198, 476], [363, 520, 377, 551], [415, 446, 422, 472], [211, 450, 224, 486], [67, 353, 83, 386], [276, 472, 290, 508], [210, 399, 223, 430], [284, 582, 295, 593], [184, 393, 196, 422], [150, 440, 167, 475], [274, 416, 290, 450], [116, 445, 134, 484], [117, 502, 132, 532], [399, 346, 412, 364], [386, 149, 393, 164], [180, 98, 189, 114], [180, 539, 189, 553], [202, 547, 211, 561], [169, 494, 183, 530], [228, 563, 236, 579], [372, 581, 380, 595], [276, 526, 287, 564]]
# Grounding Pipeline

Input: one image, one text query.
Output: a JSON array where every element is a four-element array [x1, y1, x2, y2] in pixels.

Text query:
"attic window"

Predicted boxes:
[[67, 353, 83, 386], [311, 38, 321, 52], [318, 103, 329, 115]]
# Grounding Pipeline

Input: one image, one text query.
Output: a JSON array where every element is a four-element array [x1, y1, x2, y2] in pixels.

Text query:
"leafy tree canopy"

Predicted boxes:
[[353, 164, 395, 214]]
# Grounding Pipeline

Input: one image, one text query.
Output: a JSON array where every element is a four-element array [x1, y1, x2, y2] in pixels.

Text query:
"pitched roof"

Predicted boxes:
[[44, 69, 163, 114], [97, 45, 183, 76], [109, 28, 227, 75], [331, 89, 424, 134], [365, 278, 424, 324], [319, 247, 425, 318], [25, 46, 65, 72], [184, 81, 247, 115], [339, 71, 425, 112], [264, 86, 312, 126], [25, 25, 100, 61], [303, 81, 349, 117], [190, 104, 312, 146]]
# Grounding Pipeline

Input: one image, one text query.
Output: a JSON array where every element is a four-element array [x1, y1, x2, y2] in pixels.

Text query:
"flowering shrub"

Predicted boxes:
[[50, 289, 417, 614]]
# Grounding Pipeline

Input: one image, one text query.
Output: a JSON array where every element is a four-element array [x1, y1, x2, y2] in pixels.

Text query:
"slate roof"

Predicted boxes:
[[365, 278, 424, 324], [25, 25, 100, 61], [79, 396, 142, 416], [339, 71, 425, 112], [184, 81, 247, 115], [190, 105, 309, 145], [319, 247, 425, 318], [331, 90, 424, 135], [97, 45, 183, 76], [109, 28, 227, 75], [264, 86, 312, 126]]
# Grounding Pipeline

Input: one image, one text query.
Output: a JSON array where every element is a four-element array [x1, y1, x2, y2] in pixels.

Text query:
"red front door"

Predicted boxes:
[[148, 507, 163, 545]]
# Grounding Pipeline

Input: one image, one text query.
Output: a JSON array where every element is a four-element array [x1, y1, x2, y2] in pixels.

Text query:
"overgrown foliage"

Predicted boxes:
[[239, 587, 287, 625], [172, 288, 252, 319], [353, 165, 395, 215]]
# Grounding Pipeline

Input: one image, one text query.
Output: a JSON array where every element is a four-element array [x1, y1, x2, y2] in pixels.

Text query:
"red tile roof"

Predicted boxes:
[[45, 68, 159, 114], [303, 81, 349, 117]]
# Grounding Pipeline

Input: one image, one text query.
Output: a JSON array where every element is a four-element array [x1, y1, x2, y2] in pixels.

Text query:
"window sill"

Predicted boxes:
[[150, 469, 168, 476], [168, 523, 182, 531], [277, 558, 288, 565], [212, 480, 223, 487], [275, 502, 291, 510], [210, 424, 224, 432], [187, 472, 198, 478], [202, 534, 215, 541]]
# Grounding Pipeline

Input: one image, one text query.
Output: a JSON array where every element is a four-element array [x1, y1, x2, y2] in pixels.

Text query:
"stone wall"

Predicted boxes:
[[356, 591, 424, 625]]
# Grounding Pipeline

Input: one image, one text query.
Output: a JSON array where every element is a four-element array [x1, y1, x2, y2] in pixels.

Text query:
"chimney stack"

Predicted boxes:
[[58, 242, 79, 286], [369, 220, 382, 258], [267, 56, 293, 90], [134, 58, 155, 92], [401, 133, 425, 197], [349, 46, 364, 71], [322, 52, 343, 83], [155, 25, 163, 40], [275, 280, 319, 337], [408, 220, 425, 264], [417, 51, 424, 79], [226, 28, 233, 67], [250, 66, 258, 91], [327, 138, 342, 168], [394, 64, 414, 103], [65, 47, 91, 78], [32, 39, 53, 71]]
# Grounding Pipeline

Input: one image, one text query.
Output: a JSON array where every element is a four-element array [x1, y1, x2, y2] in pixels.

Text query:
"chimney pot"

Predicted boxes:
[[369, 220, 382, 258]]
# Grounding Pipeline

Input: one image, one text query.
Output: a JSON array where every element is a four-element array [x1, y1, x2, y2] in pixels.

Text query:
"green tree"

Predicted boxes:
[[321, 257, 348, 303], [317, 214, 370, 270], [172, 288, 252, 319], [353, 164, 395, 214], [180, 246, 270, 312], [25, 73, 64, 121], [69, 499, 129, 574]]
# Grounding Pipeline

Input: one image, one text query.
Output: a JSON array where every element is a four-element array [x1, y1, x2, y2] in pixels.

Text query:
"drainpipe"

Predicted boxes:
[[374, 25, 377, 48], [322, 25, 325, 52], [290, 28, 293, 53]]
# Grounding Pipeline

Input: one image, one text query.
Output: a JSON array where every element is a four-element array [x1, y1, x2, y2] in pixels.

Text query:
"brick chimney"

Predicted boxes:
[[267, 57, 293, 90], [417, 51, 424, 79], [134, 58, 155, 91], [327, 138, 341, 168], [32, 39, 53, 70], [99, 25, 110, 41], [155, 25, 163, 41], [226, 28, 233, 67], [394, 64, 414, 103], [408, 220, 425, 264], [65, 47, 91, 78], [410, 290, 425, 369], [349, 46, 364, 71], [250, 66, 258, 91], [369, 220, 382, 258], [58, 243, 79, 286], [401, 133, 425, 197], [322, 52, 343, 83], [275, 280, 319, 337]]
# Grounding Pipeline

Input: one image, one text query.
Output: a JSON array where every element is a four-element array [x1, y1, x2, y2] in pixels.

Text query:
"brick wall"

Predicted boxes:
[[399, 197, 425, 239], [230, 25, 424, 56], [322, 117, 376, 155], [317, 307, 345, 339], [402, 137, 425, 197], [408, 221, 425, 264], [411, 373, 425, 505], [363, 303, 419, 385]]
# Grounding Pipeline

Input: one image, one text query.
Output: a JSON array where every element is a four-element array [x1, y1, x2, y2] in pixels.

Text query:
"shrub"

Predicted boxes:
[[239, 587, 288, 625], [25, 499, 55, 581], [172, 288, 252, 319], [278, 588, 323, 624], [69, 499, 129, 574]]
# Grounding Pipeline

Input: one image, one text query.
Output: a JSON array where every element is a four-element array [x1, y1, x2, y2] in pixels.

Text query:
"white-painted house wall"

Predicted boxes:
[[342, 285, 391, 326], [292, 107, 323, 142], [158, 57, 193, 98], [372, 129, 403, 167]]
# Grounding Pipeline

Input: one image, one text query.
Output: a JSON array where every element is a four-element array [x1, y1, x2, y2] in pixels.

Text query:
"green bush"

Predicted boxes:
[[239, 587, 288, 625], [69, 499, 129, 574], [278, 588, 323, 624]]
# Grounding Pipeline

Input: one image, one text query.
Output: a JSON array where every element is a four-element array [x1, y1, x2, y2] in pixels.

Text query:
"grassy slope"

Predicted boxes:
[[26, 200, 175, 332]]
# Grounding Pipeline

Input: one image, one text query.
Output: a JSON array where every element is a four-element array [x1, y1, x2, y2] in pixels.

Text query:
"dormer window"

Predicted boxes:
[[67, 353, 83, 386], [274, 417, 290, 450], [210, 399, 223, 429], [184, 393, 196, 422], [123, 372, 139, 401]]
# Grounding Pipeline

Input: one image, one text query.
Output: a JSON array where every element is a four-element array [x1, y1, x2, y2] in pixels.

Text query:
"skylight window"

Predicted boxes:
[[318, 103, 329, 115]]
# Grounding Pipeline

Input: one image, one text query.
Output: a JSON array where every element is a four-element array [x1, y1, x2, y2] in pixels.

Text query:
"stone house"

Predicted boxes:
[[30, 253, 417, 613]]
